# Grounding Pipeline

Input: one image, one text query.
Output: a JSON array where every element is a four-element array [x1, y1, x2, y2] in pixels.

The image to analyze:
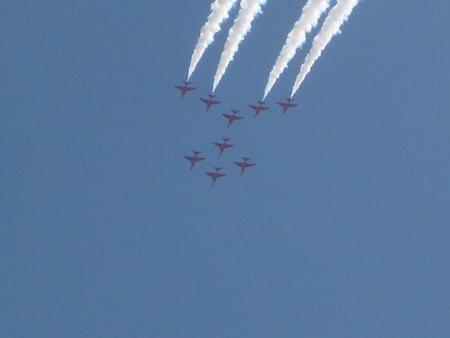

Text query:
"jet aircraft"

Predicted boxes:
[[277, 98, 298, 114], [249, 100, 269, 117], [213, 137, 235, 155], [174, 81, 196, 97], [200, 94, 221, 111], [184, 150, 205, 170], [222, 109, 243, 127], [234, 156, 255, 175], [206, 167, 226, 186]]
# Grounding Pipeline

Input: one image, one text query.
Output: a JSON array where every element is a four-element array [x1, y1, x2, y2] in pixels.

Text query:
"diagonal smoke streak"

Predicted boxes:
[[213, 0, 267, 92], [291, 0, 360, 97], [188, 0, 238, 80], [263, 0, 330, 100]]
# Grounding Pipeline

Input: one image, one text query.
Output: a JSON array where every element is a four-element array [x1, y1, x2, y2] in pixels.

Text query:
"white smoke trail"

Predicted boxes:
[[291, 0, 360, 97], [212, 0, 267, 92], [188, 0, 238, 80], [263, 0, 330, 100]]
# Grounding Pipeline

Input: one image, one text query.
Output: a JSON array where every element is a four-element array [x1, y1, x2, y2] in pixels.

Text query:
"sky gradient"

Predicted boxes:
[[1, 1, 449, 337]]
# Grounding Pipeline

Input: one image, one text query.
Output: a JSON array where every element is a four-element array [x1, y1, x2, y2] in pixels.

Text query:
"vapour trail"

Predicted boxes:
[[187, 0, 238, 80], [212, 0, 267, 92], [263, 0, 330, 100], [291, 0, 359, 97]]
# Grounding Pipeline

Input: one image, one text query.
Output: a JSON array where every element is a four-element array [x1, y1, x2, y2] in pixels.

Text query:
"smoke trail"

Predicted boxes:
[[291, 0, 360, 97], [188, 0, 238, 80], [263, 0, 330, 100], [213, 0, 267, 92]]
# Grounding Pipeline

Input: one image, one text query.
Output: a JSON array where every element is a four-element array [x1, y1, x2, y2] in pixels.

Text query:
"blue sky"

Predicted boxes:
[[1, 1, 449, 337]]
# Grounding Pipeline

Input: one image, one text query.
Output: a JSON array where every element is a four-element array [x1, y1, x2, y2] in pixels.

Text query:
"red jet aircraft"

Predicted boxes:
[[200, 94, 221, 111], [234, 156, 256, 175], [174, 81, 196, 97], [213, 137, 235, 155], [184, 150, 206, 170], [277, 98, 298, 114], [222, 109, 244, 127], [206, 167, 226, 186], [249, 100, 269, 117]]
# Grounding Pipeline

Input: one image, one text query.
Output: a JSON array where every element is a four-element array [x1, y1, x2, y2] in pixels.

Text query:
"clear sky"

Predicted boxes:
[[1, 1, 449, 337]]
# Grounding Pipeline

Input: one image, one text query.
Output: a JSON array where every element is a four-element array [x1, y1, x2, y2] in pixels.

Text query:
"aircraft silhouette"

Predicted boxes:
[[184, 150, 205, 170], [277, 98, 298, 114], [174, 81, 196, 97], [249, 100, 269, 117], [200, 94, 221, 111], [222, 109, 244, 127], [205, 166, 226, 186], [234, 156, 256, 175], [213, 137, 235, 155]]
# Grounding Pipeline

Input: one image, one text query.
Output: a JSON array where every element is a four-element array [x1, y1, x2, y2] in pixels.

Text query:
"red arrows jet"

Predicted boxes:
[[222, 109, 244, 127], [234, 156, 256, 175], [213, 137, 235, 155], [249, 100, 269, 117], [277, 98, 298, 114], [174, 81, 196, 97], [206, 166, 226, 186], [200, 94, 221, 111], [184, 150, 206, 170]]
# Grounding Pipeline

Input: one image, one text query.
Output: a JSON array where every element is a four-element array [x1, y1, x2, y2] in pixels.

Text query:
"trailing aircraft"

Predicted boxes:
[[234, 156, 255, 175], [184, 150, 205, 170], [222, 109, 244, 127], [206, 167, 226, 186], [213, 137, 235, 155]]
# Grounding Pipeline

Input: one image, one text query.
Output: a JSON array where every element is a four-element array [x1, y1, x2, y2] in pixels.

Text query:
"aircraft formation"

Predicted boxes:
[[176, 81, 297, 187], [176, 2, 361, 187]]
